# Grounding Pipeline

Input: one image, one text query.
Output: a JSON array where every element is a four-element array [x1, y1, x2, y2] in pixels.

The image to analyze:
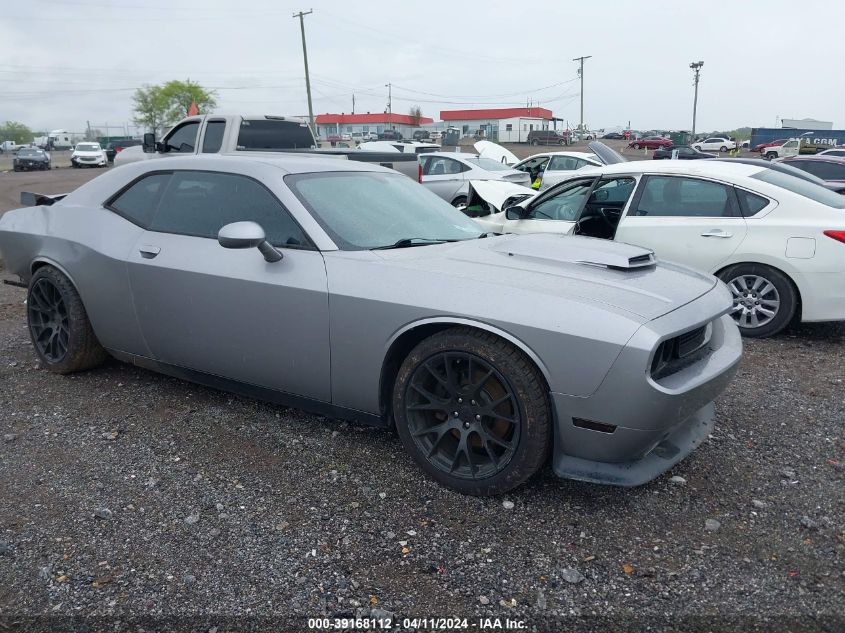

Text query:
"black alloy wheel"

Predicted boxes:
[[28, 277, 70, 363], [393, 328, 551, 495], [405, 351, 521, 480]]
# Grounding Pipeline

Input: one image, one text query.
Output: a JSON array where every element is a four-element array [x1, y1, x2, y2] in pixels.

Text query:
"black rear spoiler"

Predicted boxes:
[[20, 191, 67, 207]]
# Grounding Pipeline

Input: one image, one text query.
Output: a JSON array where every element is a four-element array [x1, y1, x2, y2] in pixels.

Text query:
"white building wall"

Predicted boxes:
[[781, 118, 833, 130], [443, 117, 550, 142]]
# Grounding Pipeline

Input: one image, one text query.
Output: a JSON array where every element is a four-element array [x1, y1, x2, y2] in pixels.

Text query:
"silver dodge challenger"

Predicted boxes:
[[0, 154, 742, 495]]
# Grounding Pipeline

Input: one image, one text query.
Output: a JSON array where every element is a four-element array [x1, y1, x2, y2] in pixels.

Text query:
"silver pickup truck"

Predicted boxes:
[[116, 114, 420, 178]]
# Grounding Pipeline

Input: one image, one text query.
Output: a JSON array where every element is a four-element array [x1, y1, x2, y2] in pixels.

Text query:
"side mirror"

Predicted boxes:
[[505, 205, 526, 220], [217, 221, 283, 262], [142, 132, 156, 153]]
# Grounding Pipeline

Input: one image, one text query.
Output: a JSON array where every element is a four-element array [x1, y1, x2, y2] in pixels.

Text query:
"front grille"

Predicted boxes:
[[651, 323, 712, 380]]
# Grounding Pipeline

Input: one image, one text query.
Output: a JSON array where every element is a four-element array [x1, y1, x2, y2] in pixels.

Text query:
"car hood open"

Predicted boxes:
[[474, 140, 519, 166], [374, 233, 717, 322], [467, 180, 535, 212]]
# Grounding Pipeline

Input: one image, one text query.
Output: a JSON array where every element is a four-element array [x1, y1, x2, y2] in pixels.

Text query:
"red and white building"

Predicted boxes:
[[314, 113, 434, 139], [439, 107, 556, 143]]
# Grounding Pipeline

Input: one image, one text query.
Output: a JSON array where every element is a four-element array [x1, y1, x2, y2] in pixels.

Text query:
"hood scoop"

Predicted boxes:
[[491, 234, 657, 271]]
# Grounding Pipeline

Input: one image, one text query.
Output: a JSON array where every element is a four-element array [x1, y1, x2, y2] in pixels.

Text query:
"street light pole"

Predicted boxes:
[[690, 60, 704, 141], [293, 9, 315, 136], [572, 55, 592, 133]]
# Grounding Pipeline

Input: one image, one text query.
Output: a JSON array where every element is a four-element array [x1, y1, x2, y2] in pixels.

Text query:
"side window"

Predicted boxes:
[[165, 121, 200, 153], [735, 189, 770, 217], [505, 124, 513, 131], [107, 173, 171, 227], [424, 157, 464, 175], [633, 176, 739, 217], [237, 119, 315, 150], [548, 155, 580, 171], [798, 161, 845, 181], [526, 179, 595, 221], [148, 171, 310, 248], [201, 120, 225, 153]]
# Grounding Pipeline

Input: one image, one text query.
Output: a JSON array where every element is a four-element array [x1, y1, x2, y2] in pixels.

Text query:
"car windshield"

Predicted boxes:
[[286, 171, 483, 250], [752, 169, 845, 208], [18, 149, 41, 157], [76, 143, 100, 151], [464, 157, 513, 172]]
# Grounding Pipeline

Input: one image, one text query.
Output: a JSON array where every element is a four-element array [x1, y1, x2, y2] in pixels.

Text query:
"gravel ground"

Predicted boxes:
[[0, 166, 843, 632]]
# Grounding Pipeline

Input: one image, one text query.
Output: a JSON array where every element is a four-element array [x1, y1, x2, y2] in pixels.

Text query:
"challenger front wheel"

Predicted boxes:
[[393, 327, 551, 496]]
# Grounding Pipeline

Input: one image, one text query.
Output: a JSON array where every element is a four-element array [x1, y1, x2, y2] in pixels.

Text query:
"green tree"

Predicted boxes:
[[132, 80, 217, 135], [0, 121, 34, 144], [161, 79, 217, 125], [132, 84, 169, 136]]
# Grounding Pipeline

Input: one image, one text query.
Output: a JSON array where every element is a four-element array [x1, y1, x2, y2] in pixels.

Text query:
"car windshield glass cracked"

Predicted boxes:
[[285, 171, 482, 250]]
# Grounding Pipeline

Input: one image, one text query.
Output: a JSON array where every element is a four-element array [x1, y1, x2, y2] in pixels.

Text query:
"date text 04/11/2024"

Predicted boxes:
[[307, 616, 528, 630]]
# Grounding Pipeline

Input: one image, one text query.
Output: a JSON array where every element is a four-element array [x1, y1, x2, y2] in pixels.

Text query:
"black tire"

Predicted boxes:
[[27, 266, 108, 373], [392, 327, 551, 496], [765, 152, 777, 160], [632, 143, 640, 149], [451, 195, 467, 208], [720, 145, 728, 152], [718, 263, 797, 338]]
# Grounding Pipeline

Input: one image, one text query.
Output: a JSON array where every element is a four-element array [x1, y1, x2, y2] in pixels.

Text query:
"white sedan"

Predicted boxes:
[[511, 151, 603, 190], [692, 137, 737, 152], [469, 160, 845, 337]]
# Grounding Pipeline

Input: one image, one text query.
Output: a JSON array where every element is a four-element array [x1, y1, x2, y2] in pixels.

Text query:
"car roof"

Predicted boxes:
[[583, 160, 763, 179], [783, 155, 845, 163], [523, 151, 600, 162]]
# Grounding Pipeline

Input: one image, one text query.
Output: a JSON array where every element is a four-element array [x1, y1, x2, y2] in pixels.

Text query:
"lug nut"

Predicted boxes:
[[457, 398, 463, 404], [475, 414, 482, 421], [453, 411, 459, 418]]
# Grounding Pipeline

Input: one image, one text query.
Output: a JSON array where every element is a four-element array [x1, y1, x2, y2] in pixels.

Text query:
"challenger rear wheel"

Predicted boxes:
[[718, 263, 797, 338], [27, 266, 107, 373], [393, 327, 551, 496]]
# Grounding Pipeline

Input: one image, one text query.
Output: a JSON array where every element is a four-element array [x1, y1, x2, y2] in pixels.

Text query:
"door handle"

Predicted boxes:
[[700, 229, 733, 238], [139, 245, 161, 259]]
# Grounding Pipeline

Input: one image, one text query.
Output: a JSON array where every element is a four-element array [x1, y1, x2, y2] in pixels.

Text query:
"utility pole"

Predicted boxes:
[[352, 93, 355, 114], [573, 55, 591, 133], [690, 61, 704, 141], [385, 82, 392, 130], [292, 9, 315, 135]]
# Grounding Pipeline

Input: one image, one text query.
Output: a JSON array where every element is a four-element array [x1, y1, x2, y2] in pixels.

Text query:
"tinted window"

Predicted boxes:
[[108, 173, 171, 227], [237, 119, 315, 150], [634, 176, 739, 217], [201, 120, 225, 153], [285, 171, 482, 250], [423, 157, 465, 176], [735, 189, 770, 217], [751, 170, 845, 208], [793, 160, 845, 181], [149, 171, 310, 247], [528, 178, 595, 221], [165, 122, 199, 153]]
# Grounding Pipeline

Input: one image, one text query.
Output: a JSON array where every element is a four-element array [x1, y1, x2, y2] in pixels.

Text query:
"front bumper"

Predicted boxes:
[[550, 290, 742, 487], [14, 161, 47, 170]]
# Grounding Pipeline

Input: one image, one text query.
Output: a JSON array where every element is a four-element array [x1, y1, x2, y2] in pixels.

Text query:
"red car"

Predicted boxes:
[[753, 138, 788, 153], [628, 136, 673, 150]]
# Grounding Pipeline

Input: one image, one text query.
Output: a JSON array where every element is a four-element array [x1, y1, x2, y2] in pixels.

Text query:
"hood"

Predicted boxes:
[[375, 233, 716, 322], [73, 149, 104, 156], [588, 141, 628, 165], [467, 180, 535, 212], [474, 140, 519, 166]]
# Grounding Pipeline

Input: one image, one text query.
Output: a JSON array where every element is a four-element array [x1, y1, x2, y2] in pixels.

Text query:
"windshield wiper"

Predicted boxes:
[[370, 238, 461, 250]]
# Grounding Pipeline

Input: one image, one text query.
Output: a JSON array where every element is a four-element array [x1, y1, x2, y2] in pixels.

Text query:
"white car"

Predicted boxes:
[[70, 142, 108, 168], [419, 152, 531, 206], [816, 148, 845, 158], [763, 139, 800, 160], [470, 155, 845, 337], [693, 137, 737, 153], [511, 151, 603, 190]]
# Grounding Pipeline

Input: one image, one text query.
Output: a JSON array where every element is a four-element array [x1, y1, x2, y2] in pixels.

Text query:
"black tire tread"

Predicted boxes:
[[28, 266, 108, 373], [393, 326, 551, 496]]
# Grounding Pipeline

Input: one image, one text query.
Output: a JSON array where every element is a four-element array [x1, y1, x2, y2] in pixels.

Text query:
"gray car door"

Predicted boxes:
[[420, 155, 469, 202], [125, 169, 331, 401]]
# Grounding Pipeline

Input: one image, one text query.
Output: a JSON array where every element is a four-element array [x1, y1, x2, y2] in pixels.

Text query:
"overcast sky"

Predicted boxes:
[[1, 0, 843, 135]]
